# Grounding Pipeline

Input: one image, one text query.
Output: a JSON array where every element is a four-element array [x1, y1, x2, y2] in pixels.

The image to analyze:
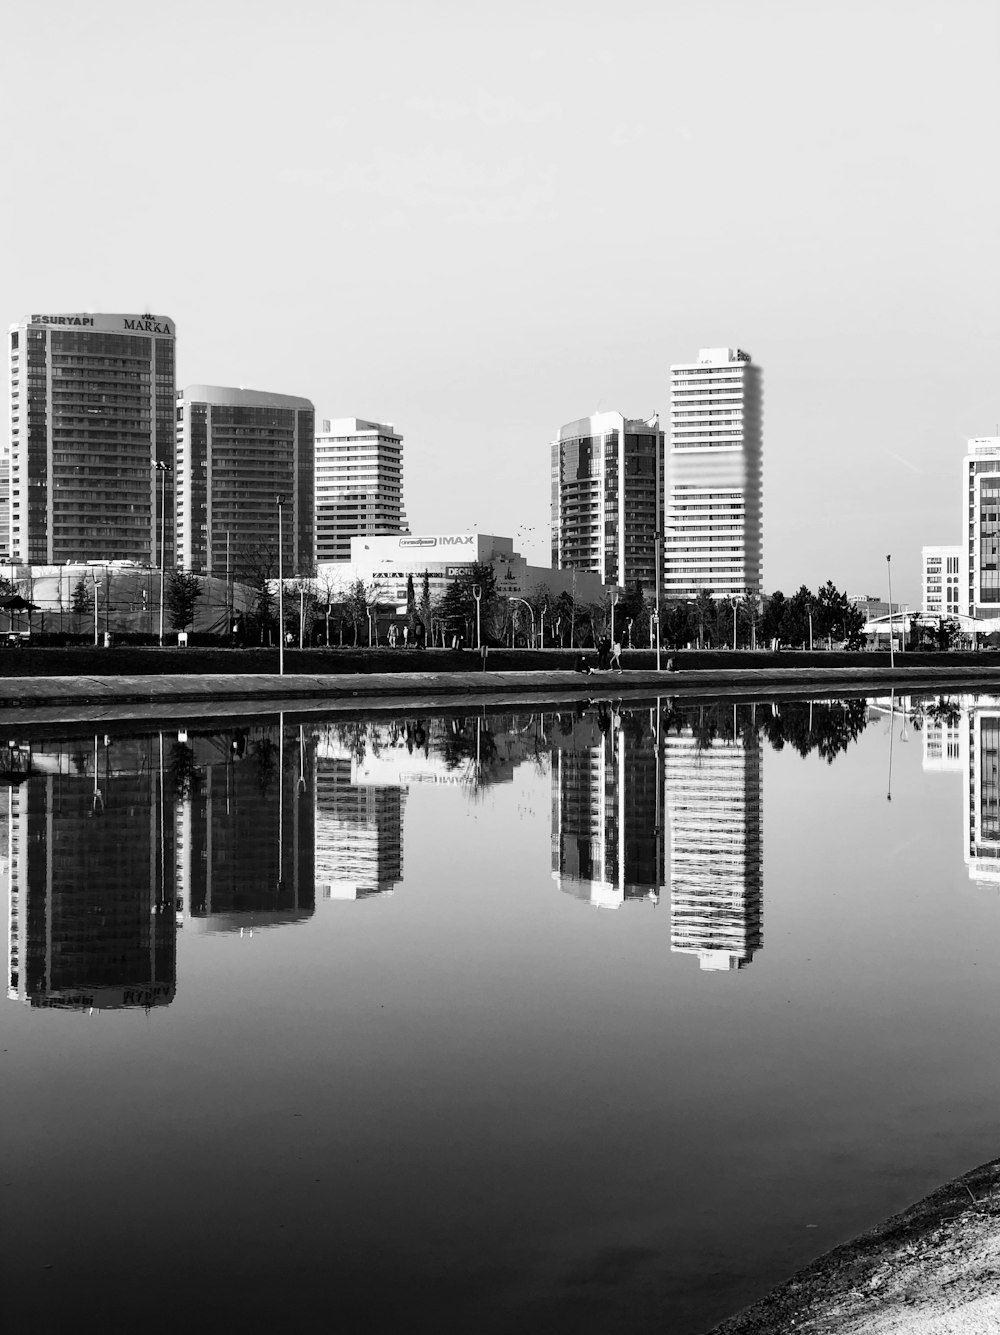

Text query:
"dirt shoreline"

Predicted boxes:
[[707, 1157, 1000, 1334]]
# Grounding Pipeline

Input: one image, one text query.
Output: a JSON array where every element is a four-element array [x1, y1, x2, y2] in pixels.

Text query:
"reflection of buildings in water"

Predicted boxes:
[[550, 712, 665, 910], [315, 754, 405, 901], [174, 727, 316, 930], [964, 703, 1000, 887], [314, 717, 541, 903], [922, 714, 963, 773], [7, 738, 176, 1010], [665, 722, 763, 971]]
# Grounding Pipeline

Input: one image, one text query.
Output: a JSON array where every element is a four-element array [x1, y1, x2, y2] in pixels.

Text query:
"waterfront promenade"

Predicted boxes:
[[1, 658, 998, 729]]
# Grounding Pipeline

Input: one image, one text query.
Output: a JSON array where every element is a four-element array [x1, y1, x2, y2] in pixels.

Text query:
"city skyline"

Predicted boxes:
[[2, 3, 994, 606]]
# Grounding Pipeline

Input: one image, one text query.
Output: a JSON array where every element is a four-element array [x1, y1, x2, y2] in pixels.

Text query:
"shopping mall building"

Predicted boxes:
[[319, 532, 614, 609]]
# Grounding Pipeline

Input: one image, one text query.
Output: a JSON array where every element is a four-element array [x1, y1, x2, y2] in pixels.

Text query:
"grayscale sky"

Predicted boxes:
[[3, 0, 997, 602]]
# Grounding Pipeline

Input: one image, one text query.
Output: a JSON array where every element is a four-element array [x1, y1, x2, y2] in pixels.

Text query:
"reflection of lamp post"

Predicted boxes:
[[154, 460, 170, 647], [276, 494, 286, 674], [471, 584, 482, 650]]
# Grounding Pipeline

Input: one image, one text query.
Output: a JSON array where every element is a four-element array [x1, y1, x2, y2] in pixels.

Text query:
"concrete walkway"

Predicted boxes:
[[1, 663, 998, 729]]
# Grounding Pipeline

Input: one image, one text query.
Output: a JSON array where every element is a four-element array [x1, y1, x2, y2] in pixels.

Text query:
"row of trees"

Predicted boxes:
[[19, 558, 878, 652], [429, 573, 868, 651]]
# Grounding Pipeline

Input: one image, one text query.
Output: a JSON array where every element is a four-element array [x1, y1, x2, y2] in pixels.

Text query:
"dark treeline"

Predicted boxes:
[[660, 697, 871, 763]]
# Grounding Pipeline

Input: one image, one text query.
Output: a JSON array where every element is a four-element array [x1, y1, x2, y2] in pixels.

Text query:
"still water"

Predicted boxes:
[[2, 692, 999, 1333]]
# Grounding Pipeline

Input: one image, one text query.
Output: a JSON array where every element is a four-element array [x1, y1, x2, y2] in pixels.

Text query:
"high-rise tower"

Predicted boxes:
[[7, 312, 175, 564], [663, 348, 762, 600], [550, 411, 664, 591], [176, 385, 315, 577], [315, 418, 407, 564], [960, 437, 1000, 623]]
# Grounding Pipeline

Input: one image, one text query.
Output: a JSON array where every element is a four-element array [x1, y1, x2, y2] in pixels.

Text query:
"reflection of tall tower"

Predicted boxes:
[[964, 702, 1000, 886], [551, 713, 665, 909], [173, 727, 316, 931], [7, 739, 176, 1009], [666, 721, 763, 970], [315, 756, 406, 900]]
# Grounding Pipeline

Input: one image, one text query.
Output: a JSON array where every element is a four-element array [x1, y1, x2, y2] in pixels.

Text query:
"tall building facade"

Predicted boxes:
[[315, 418, 407, 564], [663, 347, 762, 600], [550, 712, 665, 910], [315, 756, 406, 900], [922, 544, 961, 616], [7, 737, 176, 1010], [176, 385, 315, 577], [665, 718, 763, 971], [7, 312, 175, 564], [961, 438, 1000, 622], [172, 726, 315, 930], [550, 412, 664, 591]]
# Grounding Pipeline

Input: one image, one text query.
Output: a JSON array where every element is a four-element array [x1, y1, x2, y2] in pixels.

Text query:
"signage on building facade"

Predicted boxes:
[[399, 535, 474, 549], [28, 314, 175, 336]]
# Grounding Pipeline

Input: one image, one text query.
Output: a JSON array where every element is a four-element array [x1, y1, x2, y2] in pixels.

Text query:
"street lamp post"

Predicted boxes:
[[276, 494, 286, 675], [472, 584, 482, 650], [508, 596, 535, 647], [886, 554, 895, 670], [92, 573, 101, 647], [154, 461, 170, 647]]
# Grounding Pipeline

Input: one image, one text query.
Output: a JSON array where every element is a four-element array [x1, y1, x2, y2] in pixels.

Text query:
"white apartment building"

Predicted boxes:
[[315, 418, 407, 563], [922, 544, 960, 616], [663, 347, 762, 600], [961, 438, 1000, 622]]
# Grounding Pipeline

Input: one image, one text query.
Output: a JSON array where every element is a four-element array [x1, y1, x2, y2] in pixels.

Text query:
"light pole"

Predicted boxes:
[[92, 573, 101, 647], [276, 494, 286, 674], [472, 584, 482, 650], [154, 461, 170, 647], [508, 596, 535, 647], [886, 553, 895, 670]]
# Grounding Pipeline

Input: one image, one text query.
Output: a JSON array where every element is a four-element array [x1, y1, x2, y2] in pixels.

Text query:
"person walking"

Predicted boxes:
[[610, 638, 623, 672]]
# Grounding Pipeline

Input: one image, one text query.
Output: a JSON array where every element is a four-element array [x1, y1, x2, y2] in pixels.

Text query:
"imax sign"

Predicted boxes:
[[399, 535, 474, 549]]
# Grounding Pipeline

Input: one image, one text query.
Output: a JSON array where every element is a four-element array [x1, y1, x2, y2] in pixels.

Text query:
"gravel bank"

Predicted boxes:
[[707, 1158, 1000, 1334]]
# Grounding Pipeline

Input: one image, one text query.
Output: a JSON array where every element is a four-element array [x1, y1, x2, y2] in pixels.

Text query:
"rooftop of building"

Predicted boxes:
[[318, 418, 400, 437], [10, 312, 175, 335], [179, 384, 313, 410], [557, 411, 661, 440], [671, 348, 753, 367]]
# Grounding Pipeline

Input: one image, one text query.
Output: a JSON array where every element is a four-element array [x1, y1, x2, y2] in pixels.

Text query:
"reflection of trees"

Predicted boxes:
[[318, 713, 553, 792], [169, 741, 202, 800], [661, 698, 870, 763], [251, 736, 279, 795], [923, 696, 963, 728]]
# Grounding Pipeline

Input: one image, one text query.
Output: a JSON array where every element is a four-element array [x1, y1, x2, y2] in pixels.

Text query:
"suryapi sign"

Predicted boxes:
[[398, 535, 474, 549]]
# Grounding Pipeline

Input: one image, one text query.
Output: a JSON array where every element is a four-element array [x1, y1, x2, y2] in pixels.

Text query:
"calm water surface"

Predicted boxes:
[[3, 692, 999, 1334]]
